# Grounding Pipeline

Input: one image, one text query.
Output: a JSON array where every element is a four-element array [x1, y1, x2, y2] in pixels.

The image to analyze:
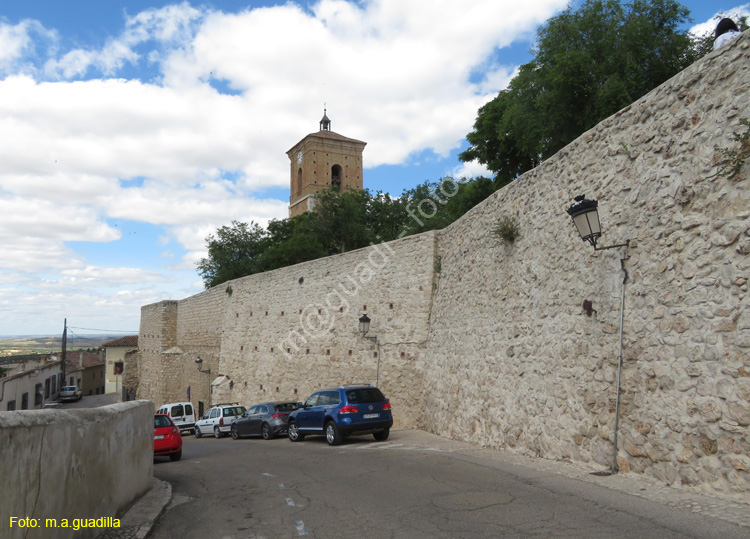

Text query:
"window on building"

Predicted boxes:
[[35, 384, 43, 406], [7, 400, 16, 411], [331, 165, 342, 189], [51, 375, 56, 395], [45, 378, 51, 398], [21, 393, 29, 410]]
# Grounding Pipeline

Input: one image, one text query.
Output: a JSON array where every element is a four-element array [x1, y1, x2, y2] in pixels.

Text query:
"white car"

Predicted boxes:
[[194, 404, 247, 438], [59, 386, 82, 402], [156, 402, 196, 434]]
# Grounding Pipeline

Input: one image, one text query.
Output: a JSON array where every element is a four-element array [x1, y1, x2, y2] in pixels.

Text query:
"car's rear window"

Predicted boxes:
[[275, 402, 300, 412], [154, 416, 172, 428], [223, 406, 246, 416], [345, 388, 386, 404], [62, 386, 76, 391]]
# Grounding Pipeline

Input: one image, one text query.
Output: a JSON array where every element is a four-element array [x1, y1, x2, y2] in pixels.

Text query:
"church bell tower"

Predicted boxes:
[[287, 109, 367, 217]]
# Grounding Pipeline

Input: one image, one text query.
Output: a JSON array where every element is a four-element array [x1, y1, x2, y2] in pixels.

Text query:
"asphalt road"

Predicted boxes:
[[150, 430, 748, 539]]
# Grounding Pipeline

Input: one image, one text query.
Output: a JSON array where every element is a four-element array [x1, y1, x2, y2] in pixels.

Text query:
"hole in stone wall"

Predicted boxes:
[[299, 277, 304, 285]]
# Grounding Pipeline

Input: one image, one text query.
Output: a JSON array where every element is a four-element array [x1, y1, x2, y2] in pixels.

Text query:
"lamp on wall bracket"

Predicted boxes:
[[566, 194, 632, 475], [566, 195, 629, 251], [358, 314, 381, 386], [195, 356, 211, 375]]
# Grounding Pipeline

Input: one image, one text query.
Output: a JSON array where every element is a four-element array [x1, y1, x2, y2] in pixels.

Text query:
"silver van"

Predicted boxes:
[[157, 402, 196, 434]]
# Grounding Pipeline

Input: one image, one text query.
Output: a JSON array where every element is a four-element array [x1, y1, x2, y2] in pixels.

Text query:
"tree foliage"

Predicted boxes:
[[197, 177, 500, 288], [460, 0, 701, 184]]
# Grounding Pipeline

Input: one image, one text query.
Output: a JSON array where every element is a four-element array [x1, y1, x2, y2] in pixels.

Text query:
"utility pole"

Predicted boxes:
[[61, 318, 67, 386]]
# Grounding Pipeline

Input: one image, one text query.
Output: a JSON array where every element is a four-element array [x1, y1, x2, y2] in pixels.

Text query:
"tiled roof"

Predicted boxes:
[[65, 351, 105, 371], [102, 335, 139, 348], [287, 130, 366, 153]]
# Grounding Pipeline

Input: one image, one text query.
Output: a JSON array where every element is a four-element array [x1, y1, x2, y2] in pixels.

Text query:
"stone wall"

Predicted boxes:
[[137, 34, 749, 495], [0, 401, 153, 539], [421, 35, 750, 497]]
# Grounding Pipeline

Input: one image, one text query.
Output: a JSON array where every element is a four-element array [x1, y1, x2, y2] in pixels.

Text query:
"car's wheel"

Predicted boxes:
[[288, 421, 305, 442], [214, 426, 222, 439], [325, 421, 342, 446], [231, 425, 239, 440], [373, 428, 390, 442], [261, 423, 274, 440], [169, 450, 182, 461], [194, 427, 202, 439]]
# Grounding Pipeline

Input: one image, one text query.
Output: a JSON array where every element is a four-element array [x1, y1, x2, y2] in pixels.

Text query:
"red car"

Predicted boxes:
[[154, 414, 182, 461]]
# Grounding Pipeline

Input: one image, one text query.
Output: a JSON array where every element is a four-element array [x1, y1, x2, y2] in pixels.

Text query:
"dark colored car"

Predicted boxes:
[[231, 401, 301, 440], [154, 414, 182, 461], [287, 384, 393, 446]]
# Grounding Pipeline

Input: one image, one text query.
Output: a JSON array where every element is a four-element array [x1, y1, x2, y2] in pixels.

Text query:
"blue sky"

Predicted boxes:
[[0, 0, 746, 336]]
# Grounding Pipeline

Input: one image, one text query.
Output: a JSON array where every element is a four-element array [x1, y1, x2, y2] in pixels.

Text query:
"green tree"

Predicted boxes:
[[197, 221, 269, 288], [461, 0, 696, 183], [261, 214, 328, 271], [196, 177, 503, 288], [308, 188, 373, 253]]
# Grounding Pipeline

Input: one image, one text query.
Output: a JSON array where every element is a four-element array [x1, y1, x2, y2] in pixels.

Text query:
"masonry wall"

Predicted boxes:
[[422, 36, 750, 497], [216, 232, 436, 427], [0, 401, 153, 539], [138, 34, 749, 495]]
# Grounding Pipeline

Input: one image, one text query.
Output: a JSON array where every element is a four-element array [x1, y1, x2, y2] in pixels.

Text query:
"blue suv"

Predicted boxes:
[[287, 384, 393, 446]]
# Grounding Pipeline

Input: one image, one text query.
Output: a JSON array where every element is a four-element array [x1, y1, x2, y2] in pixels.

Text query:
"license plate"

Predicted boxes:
[[154, 435, 164, 440], [363, 413, 379, 419]]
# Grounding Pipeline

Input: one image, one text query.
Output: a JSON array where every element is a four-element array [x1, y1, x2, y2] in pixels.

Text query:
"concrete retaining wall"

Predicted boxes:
[[0, 401, 153, 539]]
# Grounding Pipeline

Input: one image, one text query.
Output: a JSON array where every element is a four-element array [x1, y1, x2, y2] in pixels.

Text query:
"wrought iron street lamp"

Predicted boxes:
[[195, 356, 211, 374], [358, 314, 371, 334], [566, 195, 629, 251], [566, 194, 631, 475], [358, 314, 381, 386]]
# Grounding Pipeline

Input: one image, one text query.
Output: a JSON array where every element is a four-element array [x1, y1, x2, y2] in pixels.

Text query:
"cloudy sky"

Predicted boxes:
[[0, 0, 745, 337]]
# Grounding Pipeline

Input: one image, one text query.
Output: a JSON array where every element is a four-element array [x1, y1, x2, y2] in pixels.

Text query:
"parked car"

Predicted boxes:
[[231, 401, 301, 440], [154, 414, 182, 461], [287, 384, 393, 446], [59, 386, 82, 402], [194, 403, 247, 438], [156, 402, 196, 434]]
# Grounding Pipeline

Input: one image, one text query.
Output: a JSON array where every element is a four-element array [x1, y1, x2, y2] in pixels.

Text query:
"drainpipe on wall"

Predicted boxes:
[[611, 246, 629, 474]]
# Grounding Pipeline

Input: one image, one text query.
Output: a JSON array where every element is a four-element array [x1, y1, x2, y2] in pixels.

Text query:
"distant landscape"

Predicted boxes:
[[0, 335, 123, 361]]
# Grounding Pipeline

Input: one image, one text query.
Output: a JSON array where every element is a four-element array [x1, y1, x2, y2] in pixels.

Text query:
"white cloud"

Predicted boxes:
[[689, 4, 750, 37], [451, 159, 492, 180], [58, 266, 172, 286], [0, 0, 572, 333]]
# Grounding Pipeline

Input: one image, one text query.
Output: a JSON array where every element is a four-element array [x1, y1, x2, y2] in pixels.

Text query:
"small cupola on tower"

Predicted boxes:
[[287, 108, 367, 218], [320, 108, 331, 131]]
